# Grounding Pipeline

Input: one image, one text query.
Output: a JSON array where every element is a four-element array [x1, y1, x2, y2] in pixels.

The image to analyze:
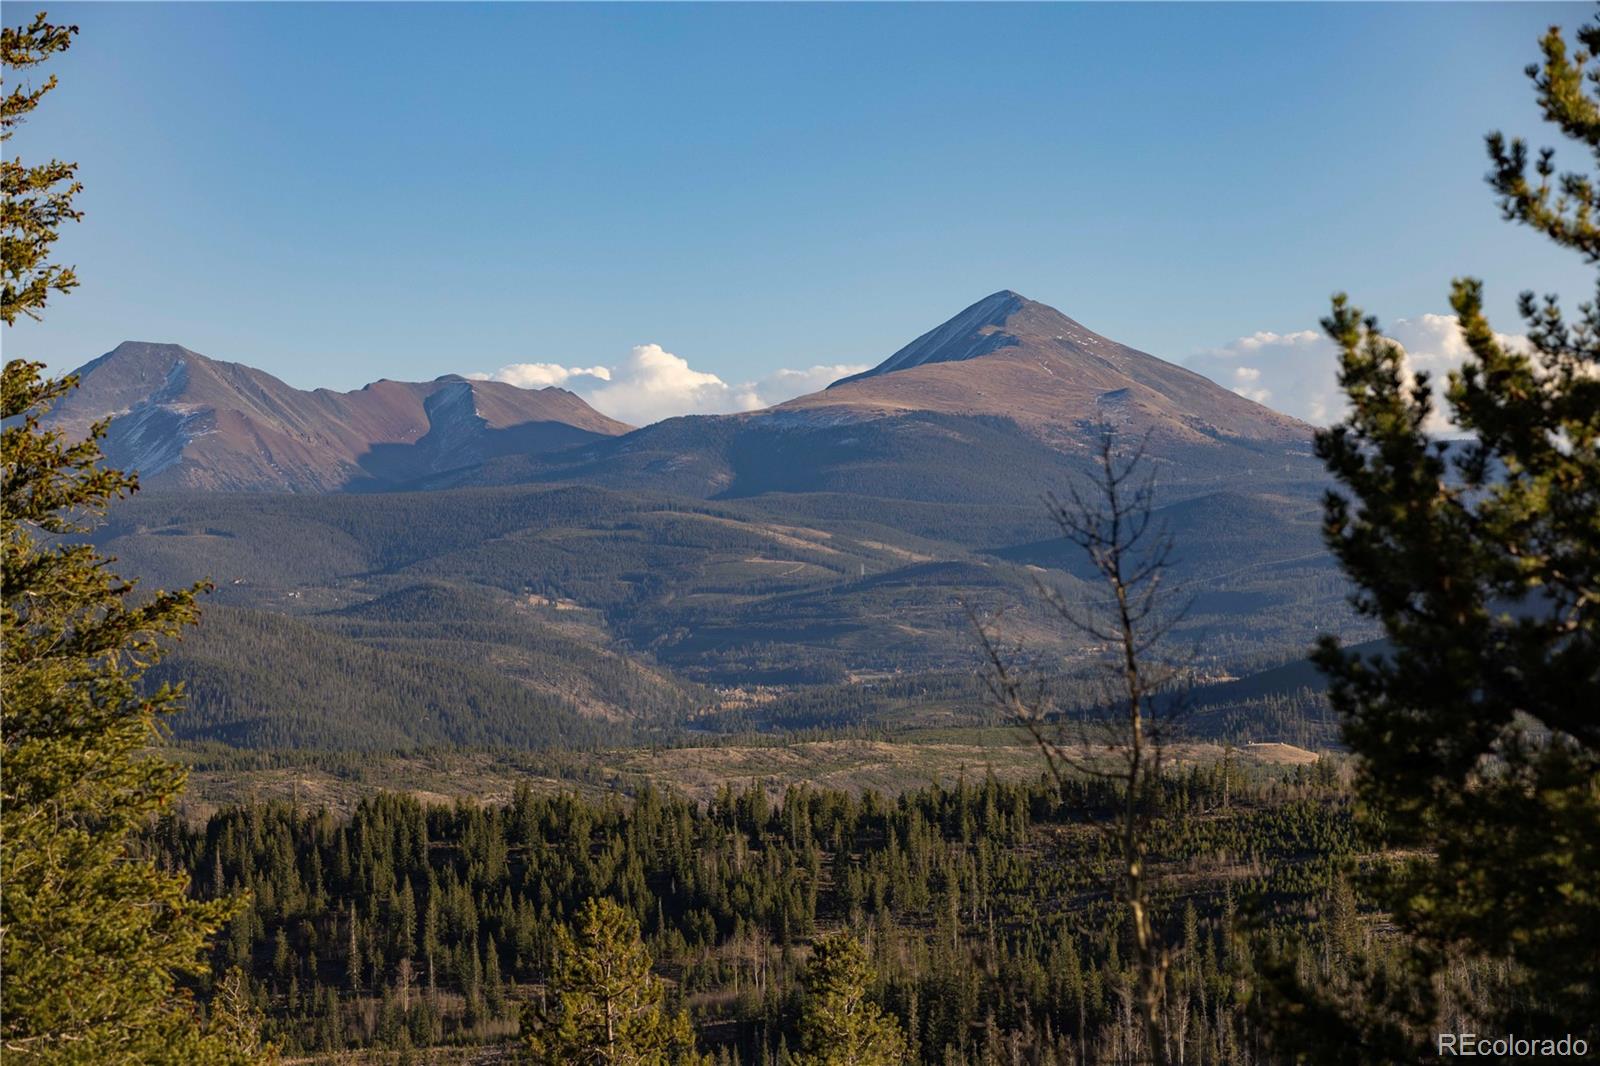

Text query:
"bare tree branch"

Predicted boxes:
[[971, 424, 1194, 1066]]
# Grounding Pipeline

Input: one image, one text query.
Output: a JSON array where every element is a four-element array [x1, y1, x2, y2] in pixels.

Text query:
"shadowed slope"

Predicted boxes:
[[42, 342, 630, 491]]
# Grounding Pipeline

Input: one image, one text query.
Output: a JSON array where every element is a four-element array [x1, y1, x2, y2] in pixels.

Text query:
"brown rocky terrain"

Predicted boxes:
[[786, 289, 1310, 453], [42, 341, 630, 491]]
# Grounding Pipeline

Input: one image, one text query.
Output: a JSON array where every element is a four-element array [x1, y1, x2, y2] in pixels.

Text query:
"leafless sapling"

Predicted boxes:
[[973, 427, 1192, 1066]]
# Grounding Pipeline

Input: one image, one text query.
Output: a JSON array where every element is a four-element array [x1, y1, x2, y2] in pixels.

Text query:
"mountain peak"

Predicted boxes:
[[829, 289, 1056, 387], [788, 290, 1310, 448], [78, 339, 202, 374], [105, 339, 199, 356], [44, 342, 631, 491]]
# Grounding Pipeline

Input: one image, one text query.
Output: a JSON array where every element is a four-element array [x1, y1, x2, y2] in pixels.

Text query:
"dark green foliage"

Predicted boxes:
[[523, 897, 705, 1065], [149, 765, 1391, 1062], [2, 25, 258, 1057], [146, 603, 644, 750], [327, 582, 703, 719], [1, 12, 81, 324], [794, 934, 908, 1066], [1487, 18, 1600, 262], [1262, 13, 1600, 1059], [2, 361, 256, 1063]]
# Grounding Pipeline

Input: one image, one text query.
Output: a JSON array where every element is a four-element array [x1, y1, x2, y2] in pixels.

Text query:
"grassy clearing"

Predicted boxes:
[[174, 728, 1319, 818]]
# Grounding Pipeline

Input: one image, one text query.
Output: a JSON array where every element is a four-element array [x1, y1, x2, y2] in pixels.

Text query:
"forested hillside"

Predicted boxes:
[[148, 604, 681, 749], [92, 480, 1365, 746], [152, 757, 1582, 1062], [151, 768, 1411, 1063]]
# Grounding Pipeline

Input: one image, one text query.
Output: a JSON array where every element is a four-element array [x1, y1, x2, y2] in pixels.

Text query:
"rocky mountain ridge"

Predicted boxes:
[[40, 341, 631, 491], [45, 293, 1318, 497]]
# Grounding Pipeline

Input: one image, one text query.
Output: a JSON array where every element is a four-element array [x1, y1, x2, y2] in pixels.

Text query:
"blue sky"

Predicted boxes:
[[4, 2, 1592, 424]]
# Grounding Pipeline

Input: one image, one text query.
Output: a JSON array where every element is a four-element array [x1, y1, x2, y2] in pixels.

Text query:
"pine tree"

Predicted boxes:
[[1, 363, 254, 1066], [462, 937, 483, 1030], [272, 929, 292, 985], [1, 16, 256, 1055], [484, 938, 506, 1020], [1262, 10, 1600, 1057], [522, 898, 706, 1066], [792, 934, 909, 1066], [2, 13, 82, 324]]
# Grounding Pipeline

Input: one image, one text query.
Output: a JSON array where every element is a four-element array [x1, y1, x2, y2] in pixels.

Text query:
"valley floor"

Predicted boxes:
[[174, 731, 1320, 819]]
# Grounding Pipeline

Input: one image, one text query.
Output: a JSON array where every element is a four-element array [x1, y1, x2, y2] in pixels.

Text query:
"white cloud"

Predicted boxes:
[[473, 345, 870, 426], [754, 364, 868, 399], [1232, 329, 1322, 353], [1184, 315, 1526, 431], [1228, 365, 1270, 403], [468, 362, 610, 389], [586, 344, 766, 425]]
